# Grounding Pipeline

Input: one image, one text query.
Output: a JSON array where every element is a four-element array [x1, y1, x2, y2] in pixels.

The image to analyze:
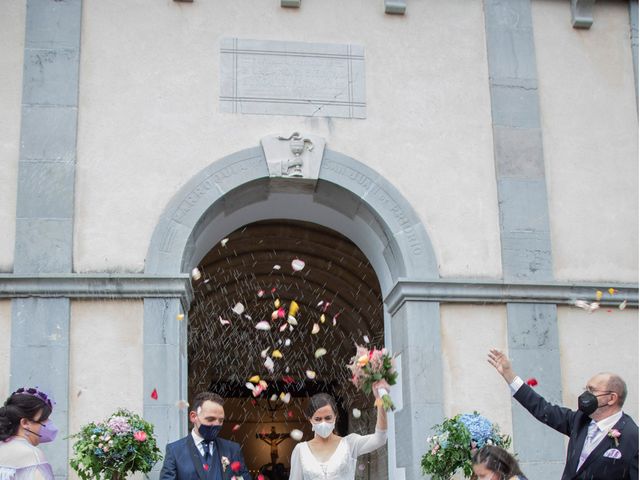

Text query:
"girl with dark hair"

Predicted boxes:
[[289, 380, 390, 479], [0, 387, 57, 480], [471, 445, 528, 480]]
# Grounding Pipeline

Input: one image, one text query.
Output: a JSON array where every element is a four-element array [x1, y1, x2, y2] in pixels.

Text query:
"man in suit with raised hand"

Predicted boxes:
[[488, 348, 638, 480], [160, 392, 251, 480]]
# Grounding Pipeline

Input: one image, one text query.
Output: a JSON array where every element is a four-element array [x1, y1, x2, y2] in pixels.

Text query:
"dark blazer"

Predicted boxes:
[[514, 384, 639, 480], [159, 434, 252, 480]]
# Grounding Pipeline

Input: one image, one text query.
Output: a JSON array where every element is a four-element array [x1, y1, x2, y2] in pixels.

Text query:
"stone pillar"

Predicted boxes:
[[144, 298, 189, 474], [389, 300, 443, 480], [11, 1, 82, 477]]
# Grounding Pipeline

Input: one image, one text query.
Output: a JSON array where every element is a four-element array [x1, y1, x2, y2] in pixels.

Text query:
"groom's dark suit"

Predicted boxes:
[[514, 383, 638, 480], [159, 433, 252, 480]]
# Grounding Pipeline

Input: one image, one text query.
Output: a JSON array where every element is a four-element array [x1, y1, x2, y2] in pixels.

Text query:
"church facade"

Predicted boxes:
[[0, 1, 638, 479]]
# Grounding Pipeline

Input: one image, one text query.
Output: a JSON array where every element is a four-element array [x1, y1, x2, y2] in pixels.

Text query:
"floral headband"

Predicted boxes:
[[11, 387, 55, 410]]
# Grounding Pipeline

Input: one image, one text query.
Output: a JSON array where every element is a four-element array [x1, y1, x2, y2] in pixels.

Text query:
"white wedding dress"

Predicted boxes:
[[288, 429, 387, 480], [0, 437, 54, 480]]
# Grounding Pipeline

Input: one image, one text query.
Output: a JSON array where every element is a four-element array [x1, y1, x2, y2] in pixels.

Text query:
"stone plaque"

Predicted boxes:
[[220, 38, 365, 119]]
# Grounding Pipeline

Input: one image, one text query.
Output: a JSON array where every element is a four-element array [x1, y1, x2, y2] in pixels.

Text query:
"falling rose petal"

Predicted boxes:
[[277, 339, 282, 345], [219, 317, 231, 326], [255, 321, 271, 331], [287, 315, 298, 326], [261, 348, 270, 358], [257, 289, 265, 298], [363, 335, 370, 344], [290, 429, 304, 441], [619, 300, 628, 310], [243, 314, 252, 320], [280, 392, 291, 404], [264, 357, 275, 372], [232, 303, 245, 315], [282, 375, 295, 384], [608, 288, 616, 295], [278, 307, 286, 319], [352, 408, 362, 419], [315, 348, 327, 358], [191, 268, 202, 280], [274, 299, 281, 308], [273, 264, 281, 270], [271, 310, 279, 321], [220, 238, 229, 247], [311, 323, 320, 334], [526, 378, 538, 387], [249, 375, 261, 384], [575, 300, 600, 313], [271, 287, 277, 293], [595, 290, 603, 301], [279, 323, 288, 332], [284, 338, 292, 347], [176, 313, 184, 321], [232, 424, 241, 432], [306, 370, 316, 379], [332, 315, 338, 326], [285, 366, 290, 373], [320, 314, 326, 324], [176, 400, 189, 410], [151, 388, 158, 400], [291, 258, 306, 271], [245, 382, 256, 391], [322, 302, 331, 313], [270, 394, 278, 402], [289, 325, 294, 332], [289, 300, 299, 317], [257, 474, 266, 480], [272, 349, 283, 359], [259, 380, 268, 389], [317, 300, 324, 308]]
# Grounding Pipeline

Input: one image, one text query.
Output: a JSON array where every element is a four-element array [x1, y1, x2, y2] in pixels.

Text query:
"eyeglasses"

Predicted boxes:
[[584, 387, 614, 396], [12, 387, 55, 409]]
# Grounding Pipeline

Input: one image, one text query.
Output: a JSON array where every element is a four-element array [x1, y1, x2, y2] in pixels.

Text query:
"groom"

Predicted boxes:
[[160, 392, 251, 480], [488, 348, 638, 480]]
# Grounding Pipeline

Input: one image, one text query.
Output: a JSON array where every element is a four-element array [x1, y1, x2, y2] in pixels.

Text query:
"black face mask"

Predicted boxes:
[[198, 424, 221, 442], [578, 391, 611, 415]]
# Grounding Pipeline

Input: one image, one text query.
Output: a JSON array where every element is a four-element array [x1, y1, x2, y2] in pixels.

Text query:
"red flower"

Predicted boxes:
[[230, 461, 241, 473], [133, 431, 147, 442], [203, 464, 209, 471], [257, 475, 266, 480], [526, 378, 538, 387], [151, 388, 158, 400]]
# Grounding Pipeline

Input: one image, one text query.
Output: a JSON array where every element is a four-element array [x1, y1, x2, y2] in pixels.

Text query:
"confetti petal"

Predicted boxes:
[[245, 382, 256, 391], [288, 315, 298, 326], [219, 316, 231, 326], [273, 264, 281, 270], [232, 303, 245, 315], [608, 288, 616, 295], [280, 392, 291, 404], [151, 388, 158, 400], [352, 408, 361, 419], [596, 290, 603, 301], [274, 299, 281, 308], [279, 323, 288, 332], [257, 289, 265, 298], [176, 313, 184, 321], [278, 307, 286, 319], [272, 349, 283, 359], [289, 300, 299, 317], [526, 378, 538, 387], [232, 424, 241, 432], [191, 268, 202, 280], [220, 238, 229, 247], [261, 348, 270, 358], [575, 300, 600, 313], [284, 338, 292, 347], [255, 321, 271, 331], [317, 301, 324, 308], [311, 323, 320, 334], [320, 314, 326, 324], [314, 348, 327, 358], [282, 375, 295, 384], [270, 394, 278, 402], [363, 335, 370, 344], [619, 300, 628, 310], [290, 429, 304, 441], [249, 375, 261, 384], [264, 357, 275, 373], [291, 258, 305, 271], [322, 302, 331, 313], [305, 370, 316, 379], [272, 310, 279, 321]]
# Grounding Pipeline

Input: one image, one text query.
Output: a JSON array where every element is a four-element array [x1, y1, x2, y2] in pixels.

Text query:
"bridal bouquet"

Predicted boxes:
[[421, 412, 511, 480], [346, 344, 398, 411], [69, 409, 163, 480]]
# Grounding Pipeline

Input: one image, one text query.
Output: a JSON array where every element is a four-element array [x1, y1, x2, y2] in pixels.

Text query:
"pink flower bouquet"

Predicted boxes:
[[347, 345, 398, 411]]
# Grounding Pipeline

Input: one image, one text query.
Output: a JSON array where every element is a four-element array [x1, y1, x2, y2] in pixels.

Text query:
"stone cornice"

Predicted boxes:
[[385, 278, 638, 315]]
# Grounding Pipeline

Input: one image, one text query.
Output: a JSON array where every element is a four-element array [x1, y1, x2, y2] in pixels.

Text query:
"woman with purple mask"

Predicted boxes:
[[0, 387, 57, 480]]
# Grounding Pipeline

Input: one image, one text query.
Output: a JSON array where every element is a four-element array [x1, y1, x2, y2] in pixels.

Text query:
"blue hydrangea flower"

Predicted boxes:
[[459, 413, 494, 448]]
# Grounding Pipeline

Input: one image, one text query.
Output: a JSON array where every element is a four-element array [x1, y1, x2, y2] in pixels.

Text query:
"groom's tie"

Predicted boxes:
[[577, 421, 599, 470]]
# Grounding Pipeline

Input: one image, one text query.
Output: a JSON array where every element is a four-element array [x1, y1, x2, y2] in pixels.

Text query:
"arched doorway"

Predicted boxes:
[[188, 219, 385, 478], [143, 136, 442, 480]]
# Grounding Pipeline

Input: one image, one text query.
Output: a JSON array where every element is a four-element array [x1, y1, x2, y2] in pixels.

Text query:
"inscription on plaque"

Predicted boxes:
[[220, 38, 366, 119]]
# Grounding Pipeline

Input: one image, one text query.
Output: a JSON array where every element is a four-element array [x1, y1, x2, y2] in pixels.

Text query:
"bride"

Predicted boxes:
[[288, 381, 389, 480]]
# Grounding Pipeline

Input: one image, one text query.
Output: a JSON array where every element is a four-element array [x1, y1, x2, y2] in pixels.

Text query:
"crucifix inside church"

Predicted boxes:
[[256, 426, 291, 466]]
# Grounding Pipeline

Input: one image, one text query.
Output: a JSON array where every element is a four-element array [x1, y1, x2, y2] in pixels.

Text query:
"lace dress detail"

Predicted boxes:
[[289, 429, 387, 480], [0, 438, 54, 480]]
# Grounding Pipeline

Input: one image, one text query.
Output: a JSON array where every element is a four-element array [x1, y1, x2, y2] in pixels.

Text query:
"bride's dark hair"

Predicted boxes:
[[305, 393, 338, 419], [0, 391, 52, 441]]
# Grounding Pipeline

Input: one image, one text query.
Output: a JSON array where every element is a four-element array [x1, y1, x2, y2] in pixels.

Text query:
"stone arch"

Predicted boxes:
[[143, 141, 442, 480]]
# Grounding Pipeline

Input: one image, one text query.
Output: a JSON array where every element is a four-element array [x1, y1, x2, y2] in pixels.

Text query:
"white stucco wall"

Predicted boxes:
[[0, 300, 11, 401], [0, 1, 25, 271], [532, 0, 639, 283], [68, 300, 143, 470], [74, 0, 501, 278], [440, 305, 513, 438], [558, 305, 639, 422]]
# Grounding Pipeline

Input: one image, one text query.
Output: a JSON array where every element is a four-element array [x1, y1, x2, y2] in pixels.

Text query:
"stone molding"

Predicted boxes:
[[571, 0, 596, 29]]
